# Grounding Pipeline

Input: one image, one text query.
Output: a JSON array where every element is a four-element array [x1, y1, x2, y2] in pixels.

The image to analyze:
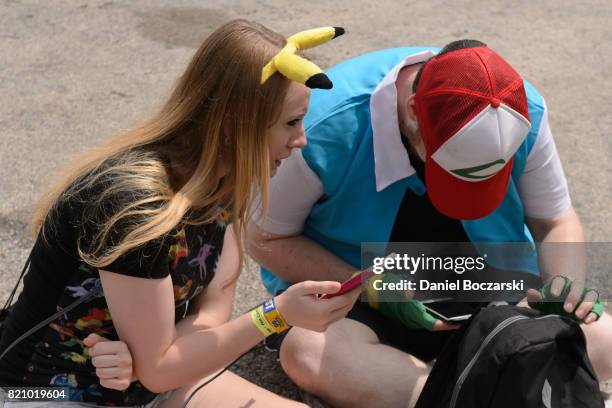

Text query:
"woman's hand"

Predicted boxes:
[[84, 333, 135, 391], [275, 280, 361, 332]]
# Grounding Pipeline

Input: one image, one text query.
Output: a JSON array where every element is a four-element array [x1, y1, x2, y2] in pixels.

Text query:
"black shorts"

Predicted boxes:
[[345, 300, 455, 362], [265, 300, 454, 363], [266, 270, 539, 362]]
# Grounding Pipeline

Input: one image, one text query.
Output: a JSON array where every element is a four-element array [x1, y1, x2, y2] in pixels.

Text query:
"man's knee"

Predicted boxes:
[[279, 318, 374, 388], [279, 327, 327, 391], [583, 311, 612, 380]]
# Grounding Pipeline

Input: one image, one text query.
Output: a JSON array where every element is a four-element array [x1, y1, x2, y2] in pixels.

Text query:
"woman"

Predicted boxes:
[[0, 20, 359, 407]]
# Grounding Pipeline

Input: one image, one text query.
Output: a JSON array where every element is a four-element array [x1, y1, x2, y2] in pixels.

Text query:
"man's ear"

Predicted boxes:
[[407, 93, 418, 122]]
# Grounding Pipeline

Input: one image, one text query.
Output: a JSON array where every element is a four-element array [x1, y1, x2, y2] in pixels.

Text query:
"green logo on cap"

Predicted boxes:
[[450, 159, 506, 179]]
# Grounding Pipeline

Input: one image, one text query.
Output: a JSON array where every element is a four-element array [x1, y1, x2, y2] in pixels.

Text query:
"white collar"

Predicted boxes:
[[370, 50, 437, 192]]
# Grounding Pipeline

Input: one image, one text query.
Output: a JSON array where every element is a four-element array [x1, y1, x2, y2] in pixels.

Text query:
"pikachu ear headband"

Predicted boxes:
[[261, 27, 345, 89]]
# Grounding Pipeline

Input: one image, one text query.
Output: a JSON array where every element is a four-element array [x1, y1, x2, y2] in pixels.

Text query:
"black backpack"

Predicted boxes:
[[416, 305, 604, 408]]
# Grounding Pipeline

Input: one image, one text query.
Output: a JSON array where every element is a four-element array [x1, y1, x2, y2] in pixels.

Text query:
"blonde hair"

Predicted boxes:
[[32, 20, 289, 276]]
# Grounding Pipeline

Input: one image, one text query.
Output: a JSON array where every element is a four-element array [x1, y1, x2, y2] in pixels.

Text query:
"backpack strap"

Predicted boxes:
[[2, 252, 32, 313], [0, 279, 103, 361]]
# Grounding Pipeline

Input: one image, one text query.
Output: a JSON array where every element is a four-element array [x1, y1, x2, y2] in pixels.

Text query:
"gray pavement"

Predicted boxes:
[[1, 0, 611, 404]]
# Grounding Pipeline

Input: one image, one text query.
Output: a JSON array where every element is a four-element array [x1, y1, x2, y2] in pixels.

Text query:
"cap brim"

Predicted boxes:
[[425, 156, 514, 220]]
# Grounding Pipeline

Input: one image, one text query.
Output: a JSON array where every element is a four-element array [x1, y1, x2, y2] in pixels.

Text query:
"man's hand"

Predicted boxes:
[[84, 333, 135, 390], [527, 275, 603, 324], [366, 274, 460, 331], [432, 320, 461, 331], [397, 300, 460, 331]]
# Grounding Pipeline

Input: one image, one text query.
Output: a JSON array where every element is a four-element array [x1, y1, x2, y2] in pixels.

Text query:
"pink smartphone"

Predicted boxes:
[[321, 269, 375, 299]]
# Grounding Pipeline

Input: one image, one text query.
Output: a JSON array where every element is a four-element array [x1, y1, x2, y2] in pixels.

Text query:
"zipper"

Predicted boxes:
[[449, 314, 562, 408]]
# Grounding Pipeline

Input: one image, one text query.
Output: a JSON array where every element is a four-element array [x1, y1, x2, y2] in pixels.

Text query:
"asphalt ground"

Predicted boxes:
[[1, 0, 610, 404]]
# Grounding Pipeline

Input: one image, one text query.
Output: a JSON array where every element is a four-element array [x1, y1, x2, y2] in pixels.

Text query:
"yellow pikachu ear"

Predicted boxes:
[[261, 26, 345, 89], [287, 27, 345, 50], [275, 53, 333, 89], [261, 60, 277, 85]]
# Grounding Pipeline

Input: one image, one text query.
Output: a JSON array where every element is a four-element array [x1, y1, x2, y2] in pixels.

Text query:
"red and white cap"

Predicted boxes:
[[414, 46, 531, 220]]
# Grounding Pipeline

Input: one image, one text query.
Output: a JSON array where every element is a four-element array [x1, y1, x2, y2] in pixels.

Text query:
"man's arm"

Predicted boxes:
[[518, 99, 598, 323], [526, 206, 586, 286], [518, 97, 580, 286], [247, 223, 355, 284], [526, 207, 584, 244], [526, 208, 594, 320], [248, 148, 356, 284]]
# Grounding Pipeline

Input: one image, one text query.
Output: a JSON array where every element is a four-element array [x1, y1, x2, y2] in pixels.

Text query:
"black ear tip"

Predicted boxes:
[[305, 73, 333, 89], [333, 27, 345, 38]]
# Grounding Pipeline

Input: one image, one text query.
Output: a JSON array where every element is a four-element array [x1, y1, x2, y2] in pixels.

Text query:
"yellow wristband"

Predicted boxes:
[[262, 299, 290, 334], [251, 306, 275, 337]]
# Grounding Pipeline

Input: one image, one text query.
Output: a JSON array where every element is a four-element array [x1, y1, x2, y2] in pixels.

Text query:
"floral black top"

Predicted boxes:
[[0, 154, 228, 406]]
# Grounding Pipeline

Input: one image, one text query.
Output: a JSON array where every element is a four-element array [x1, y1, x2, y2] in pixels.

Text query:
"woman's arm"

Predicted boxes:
[[90, 227, 238, 390], [174, 226, 240, 336], [98, 244, 359, 393]]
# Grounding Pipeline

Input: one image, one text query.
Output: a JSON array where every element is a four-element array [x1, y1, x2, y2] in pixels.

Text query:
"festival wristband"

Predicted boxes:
[[251, 305, 275, 337], [262, 298, 290, 334], [528, 275, 604, 322]]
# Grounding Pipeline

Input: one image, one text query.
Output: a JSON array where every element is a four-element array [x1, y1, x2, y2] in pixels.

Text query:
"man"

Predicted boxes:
[[248, 40, 611, 407]]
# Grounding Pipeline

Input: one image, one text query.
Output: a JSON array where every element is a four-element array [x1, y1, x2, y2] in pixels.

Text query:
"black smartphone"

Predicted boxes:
[[422, 299, 478, 323]]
